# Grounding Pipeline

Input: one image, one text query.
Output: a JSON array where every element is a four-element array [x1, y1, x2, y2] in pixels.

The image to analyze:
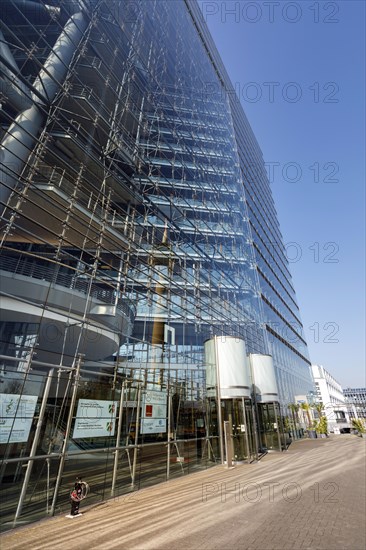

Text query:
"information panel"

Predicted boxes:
[[0, 394, 38, 444], [140, 390, 167, 434], [72, 399, 117, 438]]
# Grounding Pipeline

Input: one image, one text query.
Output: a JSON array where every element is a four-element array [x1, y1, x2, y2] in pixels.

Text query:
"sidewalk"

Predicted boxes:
[[1, 435, 365, 550]]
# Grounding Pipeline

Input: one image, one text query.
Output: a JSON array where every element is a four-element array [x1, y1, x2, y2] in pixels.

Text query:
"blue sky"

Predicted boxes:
[[198, 0, 365, 387]]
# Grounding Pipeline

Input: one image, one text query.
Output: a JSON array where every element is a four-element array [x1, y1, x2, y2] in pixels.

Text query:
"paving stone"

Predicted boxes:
[[1, 436, 365, 550]]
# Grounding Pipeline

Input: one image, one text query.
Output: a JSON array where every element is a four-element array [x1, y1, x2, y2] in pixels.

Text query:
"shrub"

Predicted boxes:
[[352, 418, 365, 434], [315, 416, 328, 435]]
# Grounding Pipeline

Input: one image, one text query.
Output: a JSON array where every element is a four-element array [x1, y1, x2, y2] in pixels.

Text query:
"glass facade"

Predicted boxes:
[[0, 0, 313, 530]]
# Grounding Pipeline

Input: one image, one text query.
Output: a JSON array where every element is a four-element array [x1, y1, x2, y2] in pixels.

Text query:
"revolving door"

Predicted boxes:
[[220, 397, 255, 462]]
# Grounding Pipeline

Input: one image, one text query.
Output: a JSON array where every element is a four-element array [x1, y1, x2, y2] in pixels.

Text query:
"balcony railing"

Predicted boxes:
[[0, 254, 135, 322]]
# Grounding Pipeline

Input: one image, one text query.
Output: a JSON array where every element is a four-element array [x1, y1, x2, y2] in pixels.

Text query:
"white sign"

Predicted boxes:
[[0, 394, 38, 444], [73, 399, 117, 438], [140, 390, 167, 434]]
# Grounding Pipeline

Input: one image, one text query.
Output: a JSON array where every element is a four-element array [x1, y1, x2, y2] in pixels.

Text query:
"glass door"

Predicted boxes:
[[221, 399, 251, 462], [257, 402, 282, 451]]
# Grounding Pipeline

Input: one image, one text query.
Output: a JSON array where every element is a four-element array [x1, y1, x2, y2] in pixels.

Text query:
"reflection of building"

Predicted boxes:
[[1, 0, 314, 529], [311, 365, 349, 432], [343, 388, 366, 420]]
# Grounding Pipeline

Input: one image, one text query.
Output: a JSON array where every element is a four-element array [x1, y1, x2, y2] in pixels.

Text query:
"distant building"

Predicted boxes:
[[343, 388, 366, 420], [311, 365, 349, 432]]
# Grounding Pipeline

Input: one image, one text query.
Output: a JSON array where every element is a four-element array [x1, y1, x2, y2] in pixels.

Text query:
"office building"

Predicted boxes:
[[343, 388, 366, 420], [311, 365, 349, 432], [0, 0, 314, 528]]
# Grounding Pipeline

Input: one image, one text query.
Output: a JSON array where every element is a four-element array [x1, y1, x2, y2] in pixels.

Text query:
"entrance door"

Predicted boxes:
[[221, 399, 252, 462], [257, 402, 282, 451]]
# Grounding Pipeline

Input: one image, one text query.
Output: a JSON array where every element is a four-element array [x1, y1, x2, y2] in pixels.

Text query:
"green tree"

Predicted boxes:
[[313, 402, 324, 419], [300, 402, 312, 428], [283, 416, 291, 432]]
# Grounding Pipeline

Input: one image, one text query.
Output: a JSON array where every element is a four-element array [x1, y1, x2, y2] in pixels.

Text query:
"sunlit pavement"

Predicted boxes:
[[1, 435, 365, 550]]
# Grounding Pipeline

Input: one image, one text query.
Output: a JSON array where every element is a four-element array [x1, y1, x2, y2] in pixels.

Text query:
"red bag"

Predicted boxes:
[[70, 490, 80, 502]]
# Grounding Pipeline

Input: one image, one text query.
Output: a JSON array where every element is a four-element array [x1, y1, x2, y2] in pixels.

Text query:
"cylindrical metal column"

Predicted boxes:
[[273, 402, 282, 452], [131, 384, 141, 487], [111, 381, 126, 497], [167, 388, 171, 479], [242, 397, 251, 464], [214, 337, 224, 464], [13, 368, 54, 525], [49, 355, 82, 516]]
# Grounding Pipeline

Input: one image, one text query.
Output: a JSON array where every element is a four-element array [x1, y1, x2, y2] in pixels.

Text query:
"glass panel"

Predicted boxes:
[[221, 399, 250, 462], [257, 402, 280, 451]]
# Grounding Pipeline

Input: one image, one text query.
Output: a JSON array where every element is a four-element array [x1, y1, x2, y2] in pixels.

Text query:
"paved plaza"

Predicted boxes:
[[1, 435, 365, 550]]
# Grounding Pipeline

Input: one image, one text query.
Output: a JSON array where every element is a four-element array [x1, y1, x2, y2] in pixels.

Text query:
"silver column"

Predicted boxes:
[[111, 381, 126, 497], [49, 354, 83, 516], [13, 368, 54, 525]]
